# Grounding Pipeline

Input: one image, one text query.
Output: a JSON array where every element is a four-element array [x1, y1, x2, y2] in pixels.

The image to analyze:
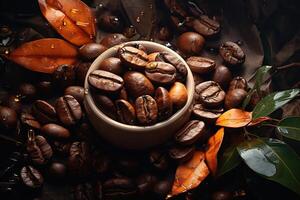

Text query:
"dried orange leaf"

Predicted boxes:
[[247, 116, 272, 126], [6, 38, 78, 73], [216, 109, 252, 128], [168, 151, 210, 198], [205, 128, 225, 175], [39, 0, 96, 46]]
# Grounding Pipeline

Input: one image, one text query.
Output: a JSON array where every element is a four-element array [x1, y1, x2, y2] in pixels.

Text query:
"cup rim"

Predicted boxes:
[[84, 40, 194, 132]]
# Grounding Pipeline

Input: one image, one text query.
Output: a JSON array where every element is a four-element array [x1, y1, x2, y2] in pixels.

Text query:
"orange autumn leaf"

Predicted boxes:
[[247, 116, 272, 126], [205, 127, 224, 176], [216, 109, 252, 128], [39, 0, 96, 46], [6, 38, 78, 73], [168, 151, 210, 198]]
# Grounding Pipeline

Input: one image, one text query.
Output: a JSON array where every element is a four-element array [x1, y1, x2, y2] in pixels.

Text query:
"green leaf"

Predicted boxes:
[[237, 138, 300, 195], [276, 117, 300, 142], [217, 146, 241, 177], [252, 89, 300, 119]]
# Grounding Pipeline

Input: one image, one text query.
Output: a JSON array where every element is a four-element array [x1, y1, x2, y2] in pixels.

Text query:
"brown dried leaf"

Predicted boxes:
[[38, 0, 96, 46], [168, 151, 209, 198], [6, 38, 78, 73], [205, 128, 225, 176], [216, 109, 252, 128]]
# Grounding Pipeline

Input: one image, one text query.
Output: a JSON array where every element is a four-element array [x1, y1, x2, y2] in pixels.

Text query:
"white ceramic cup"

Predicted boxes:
[[84, 41, 194, 149]]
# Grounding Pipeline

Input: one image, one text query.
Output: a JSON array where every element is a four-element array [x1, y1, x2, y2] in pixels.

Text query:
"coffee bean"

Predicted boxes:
[[0, 106, 17, 130], [98, 11, 123, 32], [18, 83, 36, 102], [191, 15, 220, 37], [193, 104, 223, 123], [115, 99, 136, 125], [219, 41, 245, 65], [228, 76, 248, 91], [100, 34, 128, 47], [20, 165, 43, 189], [169, 82, 188, 109], [75, 62, 91, 86], [212, 65, 233, 89], [56, 95, 82, 126], [103, 178, 137, 199], [225, 89, 247, 109], [20, 113, 41, 130], [93, 94, 116, 119], [145, 62, 176, 85], [149, 149, 169, 171], [211, 191, 233, 200], [135, 95, 158, 125], [98, 57, 123, 75], [79, 43, 107, 61], [136, 173, 157, 195], [186, 56, 216, 74], [123, 71, 154, 99], [88, 70, 124, 93], [155, 87, 173, 121], [26, 130, 53, 165], [68, 141, 91, 178], [177, 32, 205, 55], [32, 100, 57, 124], [195, 81, 225, 107], [36, 81, 53, 97], [118, 87, 128, 101], [119, 46, 149, 70], [175, 120, 206, 145], [48, 162, 66, 180], [169, 145, 195, 163], [64, 86, 85, 104], [41, 123, 71, 139], [52, 64, 75, 90], [153, 178, 172, 198]]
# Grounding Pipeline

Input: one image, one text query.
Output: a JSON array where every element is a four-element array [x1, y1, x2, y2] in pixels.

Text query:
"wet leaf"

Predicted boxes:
[[6, 38, 78, 73], [38, 0, 96, 46], [168, 151, 209, 198], [216, 109, 252, 128], [252, 89, 300, 120], [237, 138, 300, 195], [205, 128, 224, 176], [276, 117, 300, 142], [247, 116, 272, 126], [217, 146, 241, 177]]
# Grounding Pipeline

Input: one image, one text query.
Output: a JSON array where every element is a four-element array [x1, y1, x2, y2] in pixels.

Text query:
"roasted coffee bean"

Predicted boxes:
[[118, 87, 128, 101], [219, 41, 245, 65], [72, 182, 102, 200], [211, 191, 233, 200], [225, 89, 247, 109], [18, 83, 36, 102], [115, 99, 136, 125], [193, 104, 223, 123], [26, 130, 52, 165], [100, 34, 128, 48], [155, 87, 173, 121], [149, 149, 169, 171], [169, 145, 195, 163], [175, 120, 206, 145], [153, 178, 172, 198], [48, 162, 66, 180], [5, 95, 22, 113], [212, 65, 233, 89], [75, 62, 91, 86], [145, 62, 176, 85], [228, 76, 248, 91], [186, 56, 216, 74], [191, 15, 220, 37], [52, 64, 75, 90], [88, 70, 124, 93], [103, 178, 137, 199], [79, 43, 107, 61], [64, 86, 85, 104], [93, 94, 116, 119], [98, 11, 123, 32], [195, 81, 225, 107], [20, 165, 43, 189], [55, 95, 82, 126], [119, 46, 148, 70], [98, 57, 123, 75], [0, 106, 17, 129], [32, 100, 57, 124], [68, 141, 91, 178], [20, 113, 41, 130], [36, 81, 53, 97], [123, 71, 154, 99], [169, 82, 188, 109], [135, 95, 158, 125], [41, 123, 71, 139], [156, 26, 173, 41], [123, 25, 137, 38], [136, 173, 157, 195], [177, 32, 205, 55]]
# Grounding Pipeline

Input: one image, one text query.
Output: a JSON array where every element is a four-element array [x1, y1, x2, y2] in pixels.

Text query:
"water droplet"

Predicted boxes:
[[4, 50, 9, 55], [51, 44, 55, 49], [84, 89, 89, 95], [63, 21, 67, 26], [71, 8, 79, 14], [76, 21, 89, 27], [113, 35, 117, 39], [136, 17, 141, 23], [236, 40, 243, 45]]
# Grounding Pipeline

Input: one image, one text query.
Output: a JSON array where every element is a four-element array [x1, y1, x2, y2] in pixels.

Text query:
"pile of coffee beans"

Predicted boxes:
[[88, 45, 189, 126]]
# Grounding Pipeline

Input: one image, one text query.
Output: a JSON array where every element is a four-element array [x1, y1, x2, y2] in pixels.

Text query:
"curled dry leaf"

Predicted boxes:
[[6, 38, 78, 73], [216, 109, 252, 128], [205, 128, 225, 176], [38, 0, 96, 46], [247, 116, 272, 126], [168, 151, 209, 198]]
